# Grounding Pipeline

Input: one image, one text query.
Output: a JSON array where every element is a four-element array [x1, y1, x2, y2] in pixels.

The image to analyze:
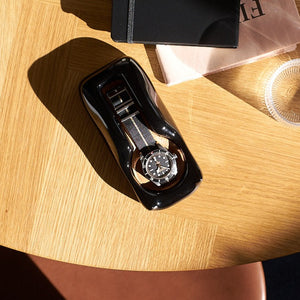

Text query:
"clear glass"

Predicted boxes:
[[265, 59, 300, 126]]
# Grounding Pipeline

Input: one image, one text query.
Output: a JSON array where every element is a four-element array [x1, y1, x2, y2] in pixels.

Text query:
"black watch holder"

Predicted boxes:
[[80, 57, 202, 210]]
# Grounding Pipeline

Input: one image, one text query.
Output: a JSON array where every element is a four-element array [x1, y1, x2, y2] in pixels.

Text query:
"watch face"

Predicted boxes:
[[142, 149, 177, 186]]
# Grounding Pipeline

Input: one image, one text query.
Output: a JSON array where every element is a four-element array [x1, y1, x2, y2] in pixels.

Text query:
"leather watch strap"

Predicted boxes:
[[106, 83, 156, 150], [122, 115, 156, 150]]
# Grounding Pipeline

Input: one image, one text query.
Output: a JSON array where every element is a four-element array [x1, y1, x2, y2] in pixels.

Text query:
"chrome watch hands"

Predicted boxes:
[[141, 146, 177, 187]]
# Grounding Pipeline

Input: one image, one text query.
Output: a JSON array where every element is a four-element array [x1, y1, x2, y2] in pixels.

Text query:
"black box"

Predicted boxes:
[[111, 0, 240, 47]]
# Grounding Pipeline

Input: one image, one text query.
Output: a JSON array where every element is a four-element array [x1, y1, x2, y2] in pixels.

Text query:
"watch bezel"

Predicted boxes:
[[141, 148, 177, 186]]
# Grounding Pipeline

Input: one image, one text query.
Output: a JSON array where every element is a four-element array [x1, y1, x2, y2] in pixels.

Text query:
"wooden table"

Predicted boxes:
[[1, 0, 300, 271]]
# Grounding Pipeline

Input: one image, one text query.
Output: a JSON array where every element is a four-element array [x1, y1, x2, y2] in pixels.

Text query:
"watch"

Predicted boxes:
[[106, 82, 178, 186], [81, 57, 202, 210], [141, 148, 177, 186]]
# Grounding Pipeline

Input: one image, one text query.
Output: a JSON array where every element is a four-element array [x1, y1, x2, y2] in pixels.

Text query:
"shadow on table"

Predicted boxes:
[[28, 38, 137, 201], [144, 45, 165, 84], [61, 0, 166, 85], [0, 246, 64, 299], [61, 0, 112, 31]]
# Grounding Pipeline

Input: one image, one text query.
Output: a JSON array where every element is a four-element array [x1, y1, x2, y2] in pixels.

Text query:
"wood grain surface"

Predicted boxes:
[[1, 0, 300, 271]]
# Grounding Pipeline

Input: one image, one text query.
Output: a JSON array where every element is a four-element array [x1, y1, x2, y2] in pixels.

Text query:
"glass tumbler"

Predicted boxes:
[[265, 59, 300, 126]]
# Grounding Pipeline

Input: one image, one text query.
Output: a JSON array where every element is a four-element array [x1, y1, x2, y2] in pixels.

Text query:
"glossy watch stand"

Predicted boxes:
[[80, 57, 202, 210]]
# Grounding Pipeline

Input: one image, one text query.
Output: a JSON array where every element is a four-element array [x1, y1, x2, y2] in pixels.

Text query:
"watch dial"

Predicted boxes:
[[142, 149, 177, 186], [146, 151, 171, 179]]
